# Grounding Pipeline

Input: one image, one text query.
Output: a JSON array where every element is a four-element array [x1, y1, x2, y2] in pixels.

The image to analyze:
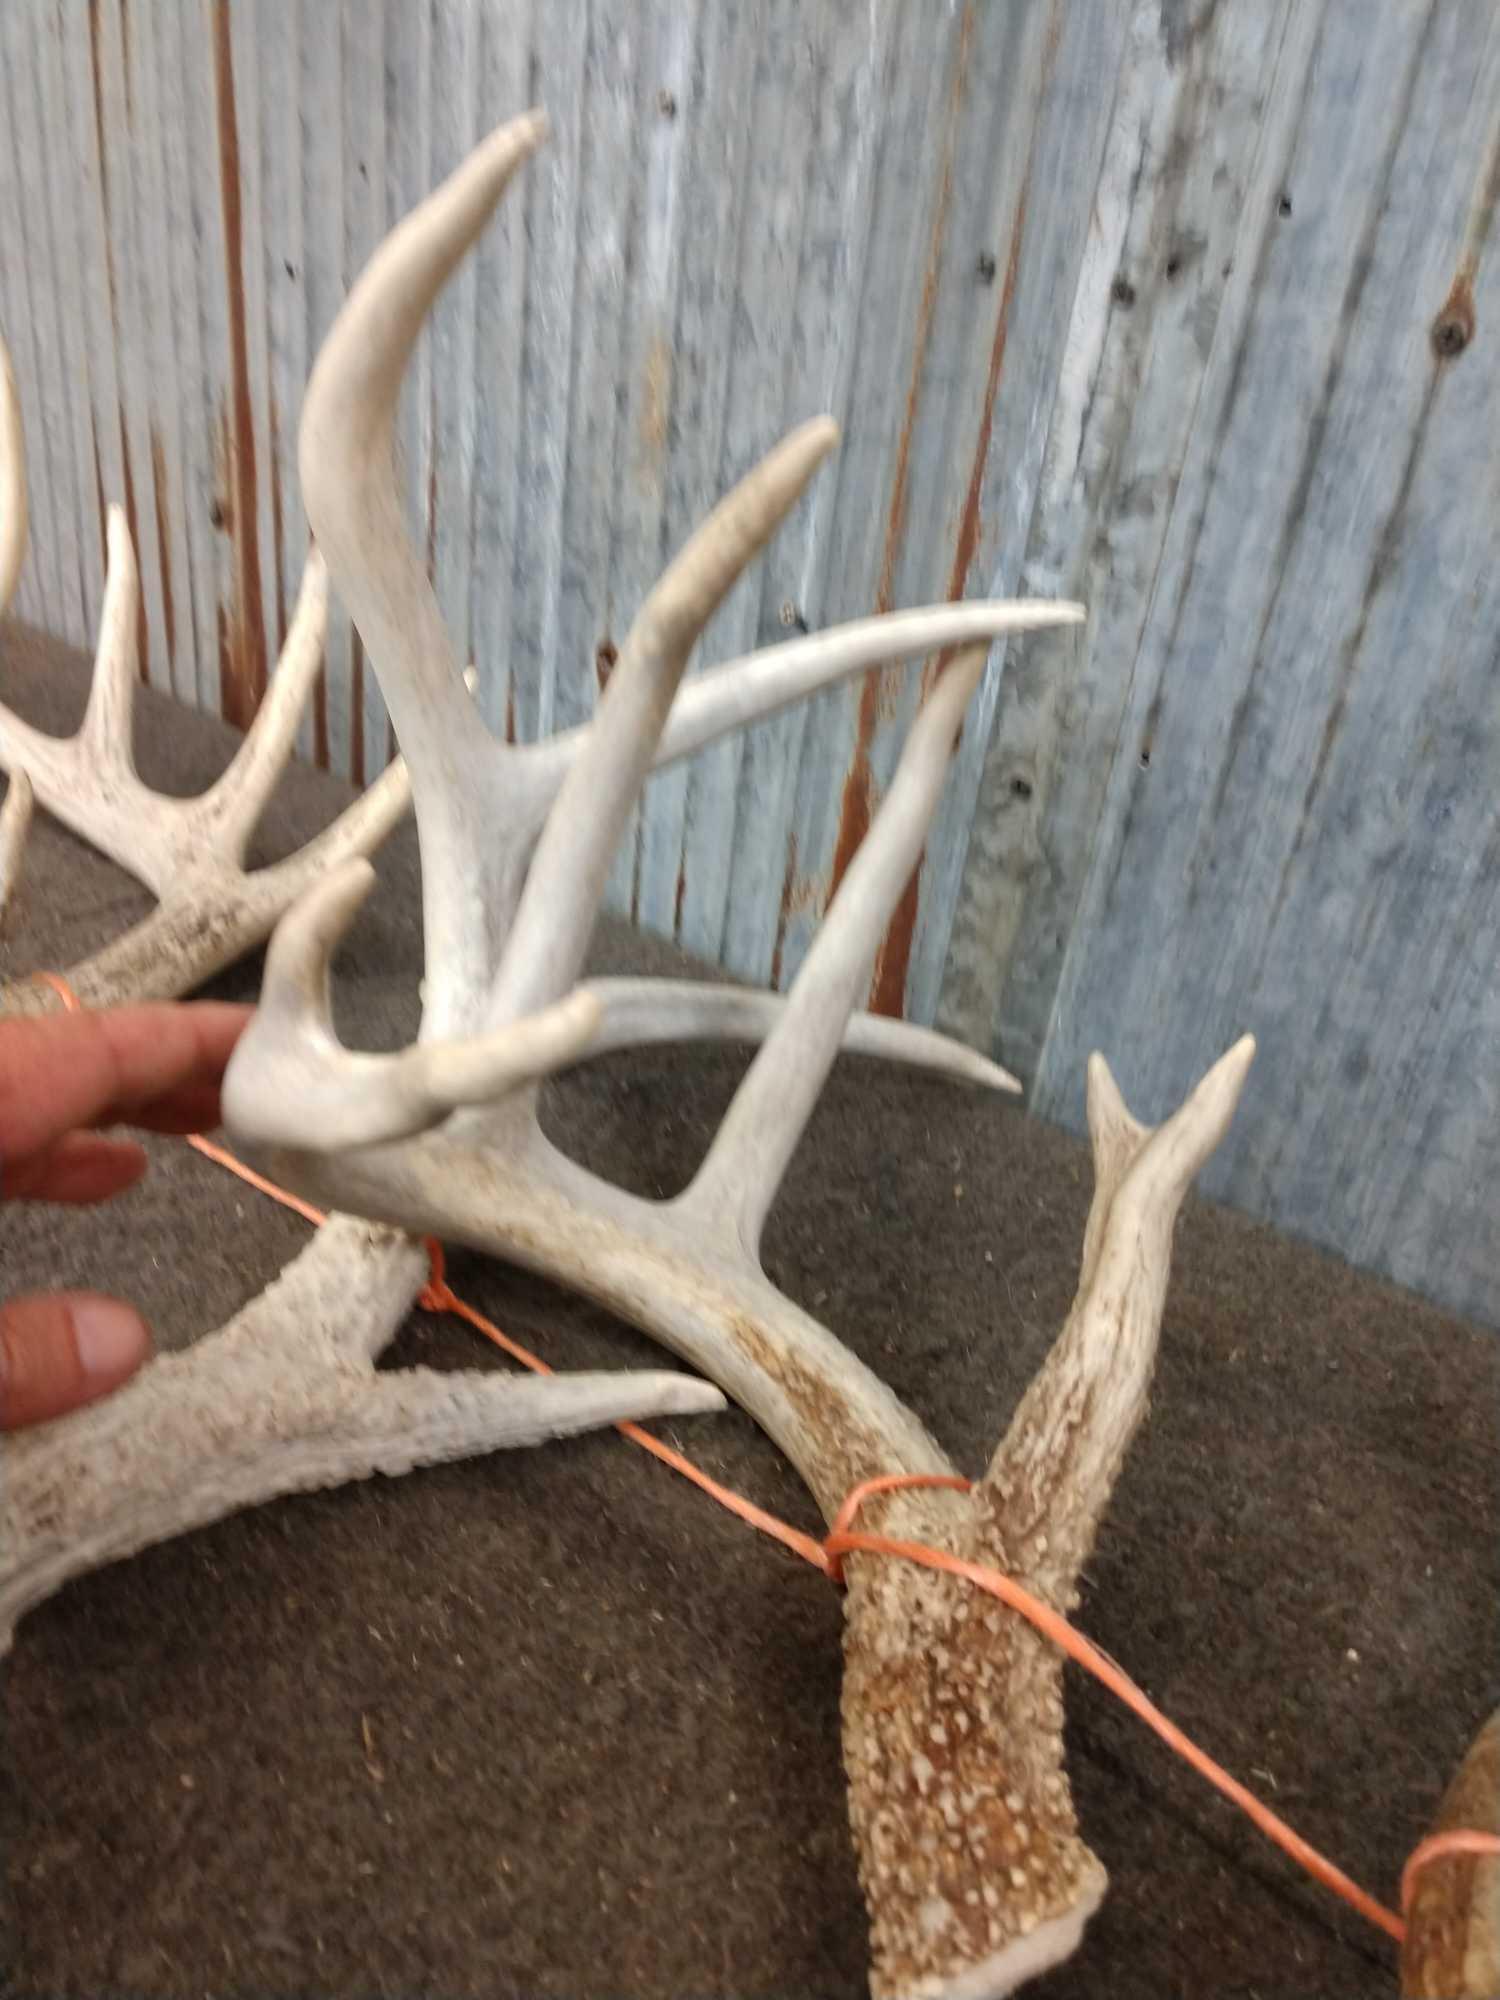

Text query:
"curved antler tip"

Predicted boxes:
[[474, 107, 550, 182], [1083, 1049, 1132, 1133], [560, 985, 605, 1038], [799, 413, 841, 456], [296, 855, 379, 948], [1213, 1031, 1257, 1094]]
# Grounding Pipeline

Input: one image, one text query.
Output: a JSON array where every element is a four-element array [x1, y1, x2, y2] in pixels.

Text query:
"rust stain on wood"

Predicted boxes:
[[825, 5, 976, 1013], [673, 858, 687, 938], [350, 626, 366, 788], [267, 396, 286, 647], [872, 4, 972, 618], [211, 6, 267, 730], [88, 412, 107, 562], [117, 442, 147, 679], [864, 179, 1031, 1018], [943, 186, 1029, 648], [119, 0, 133, 128], [770, 834, 799, 989], [149, 428, 175, 680], [504, 677, 516, 745], [87, 1, 110, 224], [828, 673, 879, 904]]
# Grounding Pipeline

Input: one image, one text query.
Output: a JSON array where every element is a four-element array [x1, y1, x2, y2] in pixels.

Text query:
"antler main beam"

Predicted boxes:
[[220, 112, 1250, 1999]]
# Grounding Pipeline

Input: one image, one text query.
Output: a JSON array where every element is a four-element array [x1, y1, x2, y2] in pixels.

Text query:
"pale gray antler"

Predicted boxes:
[[213, 114, 1242, 2000], [0, 136, 1006, 1663], [0, 334, 726, 1655], [0, 355, 411, 1016]]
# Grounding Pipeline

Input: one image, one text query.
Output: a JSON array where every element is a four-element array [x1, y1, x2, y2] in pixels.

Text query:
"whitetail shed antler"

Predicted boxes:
[[216, 113, 1256, 1998], [0, 140, 1044, 1672]]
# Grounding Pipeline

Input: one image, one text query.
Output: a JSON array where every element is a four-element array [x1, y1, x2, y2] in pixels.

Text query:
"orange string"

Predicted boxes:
[[32, 970, 81, 1011], [1401, 1830, 1500, 1917], [27, 973, 1498, 1958]]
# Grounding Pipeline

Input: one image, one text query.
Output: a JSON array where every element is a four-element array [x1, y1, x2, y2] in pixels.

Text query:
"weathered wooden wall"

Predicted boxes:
[[1, 0, 1496, 1325]]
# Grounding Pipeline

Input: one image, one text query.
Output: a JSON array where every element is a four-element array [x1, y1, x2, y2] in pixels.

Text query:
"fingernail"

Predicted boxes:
[[71, 1297, 149, 1385]]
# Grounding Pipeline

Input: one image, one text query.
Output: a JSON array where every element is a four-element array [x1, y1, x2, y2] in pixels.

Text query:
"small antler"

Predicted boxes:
[[0, 343, 412, 1017]]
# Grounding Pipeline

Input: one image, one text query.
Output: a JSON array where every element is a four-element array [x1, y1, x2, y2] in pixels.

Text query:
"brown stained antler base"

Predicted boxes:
[[215, 113, 1253, 1997], [1401, 1711, 1500, 1999]]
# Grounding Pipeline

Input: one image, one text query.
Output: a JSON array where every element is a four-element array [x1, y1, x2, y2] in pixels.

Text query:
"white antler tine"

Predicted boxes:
[[299, 113, 547, 1020], [79, 506, 142, 773], [488, 418, 839, 1028], [980, 1035, 1256, 1605], [683, 647, 988, 1257], [0, 336, 26, 616], [0, 768, 33, 926], [226, 861, 604, 1150], [651, 600, 1083, 770], [1116, 1032, 1257, 1213], [358, 1365, 728, 1452], [261, 754, 414, 902], [259, 854, 374, 1027], [204, 547, 330, 853], [581, 977, 1022, 1092]]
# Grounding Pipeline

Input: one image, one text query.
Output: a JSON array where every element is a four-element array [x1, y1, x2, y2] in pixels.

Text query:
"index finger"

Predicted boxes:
[[0, 1003, 253, 1159]]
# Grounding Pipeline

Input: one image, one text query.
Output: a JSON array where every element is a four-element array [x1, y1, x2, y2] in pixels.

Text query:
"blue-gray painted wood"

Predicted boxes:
[[1, 0, 1495, 1325]]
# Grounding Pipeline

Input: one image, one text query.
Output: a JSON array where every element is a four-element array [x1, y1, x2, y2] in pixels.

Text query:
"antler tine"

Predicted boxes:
[[79, 506, 144, 774], [486, 419, 838, 1030], [0, 336, 25, 615], [981, 1035, 1257, 1610], [200, 547, 330, 853], [581, 977, 1021, 1092], [300, 113, 551, 1030], [682, 647, 989, 1257], [531, 599, 1086, 783], [224, 859, 604, 1149], [0, 768, 33, 925]]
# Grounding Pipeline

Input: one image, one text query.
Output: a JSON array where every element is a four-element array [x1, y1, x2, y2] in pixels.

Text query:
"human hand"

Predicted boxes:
[[0, 1002, 252, 1429]]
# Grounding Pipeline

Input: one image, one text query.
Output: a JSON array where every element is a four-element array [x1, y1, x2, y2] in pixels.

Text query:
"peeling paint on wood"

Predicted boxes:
[[3, 0, 1498, 1327]]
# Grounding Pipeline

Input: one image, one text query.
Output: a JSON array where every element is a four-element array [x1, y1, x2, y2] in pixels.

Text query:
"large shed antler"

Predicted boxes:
[[0, 159, 1035, 1650], [217, 114, 1254, 1997], [0, 337, 727, 1651]]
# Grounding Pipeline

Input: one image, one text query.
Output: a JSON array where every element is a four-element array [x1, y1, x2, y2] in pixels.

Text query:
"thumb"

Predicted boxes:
[[0, 1292, 152, 1430]]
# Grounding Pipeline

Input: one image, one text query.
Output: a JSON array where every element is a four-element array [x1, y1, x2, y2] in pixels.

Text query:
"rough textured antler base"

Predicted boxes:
[[2, 633, 1496, 1998], [1401, 1710, 1500, 1999]]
